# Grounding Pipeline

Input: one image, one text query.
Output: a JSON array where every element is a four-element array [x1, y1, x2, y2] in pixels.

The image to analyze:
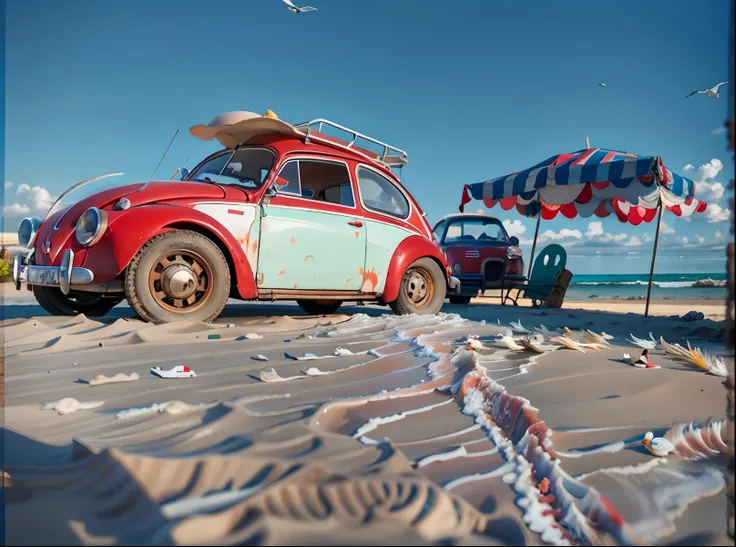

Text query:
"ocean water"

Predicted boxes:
[[565, 272, 727, 301]]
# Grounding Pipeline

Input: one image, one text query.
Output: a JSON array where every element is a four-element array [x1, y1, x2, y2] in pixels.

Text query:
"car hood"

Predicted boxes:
[[35, 181, 226, 264]]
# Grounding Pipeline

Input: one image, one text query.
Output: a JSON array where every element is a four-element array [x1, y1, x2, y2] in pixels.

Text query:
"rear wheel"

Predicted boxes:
[[389, 258, 446, 316], [449, 295, 472, 305], [125, 230, 230, 324], [297, 300, 342, 315], [33, 286, 124, 317]]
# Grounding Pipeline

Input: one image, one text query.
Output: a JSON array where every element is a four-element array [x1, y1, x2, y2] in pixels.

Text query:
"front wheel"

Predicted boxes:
[[297, 300, 343, 316], [33, 286, 124, 317], [125, 230, 231, 324], [388, 258, 446, 316]]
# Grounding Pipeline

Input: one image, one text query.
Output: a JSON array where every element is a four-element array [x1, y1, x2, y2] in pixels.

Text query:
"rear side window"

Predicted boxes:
[[432, 221, 446, 242], [357, 167, 410, 219]]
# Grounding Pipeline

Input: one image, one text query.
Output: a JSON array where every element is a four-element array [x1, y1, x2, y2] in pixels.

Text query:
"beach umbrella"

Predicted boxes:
[[458, 148, 708, 316]]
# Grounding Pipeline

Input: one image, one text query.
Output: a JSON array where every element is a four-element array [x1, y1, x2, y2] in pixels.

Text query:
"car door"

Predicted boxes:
[[256, 158, 367, 291]]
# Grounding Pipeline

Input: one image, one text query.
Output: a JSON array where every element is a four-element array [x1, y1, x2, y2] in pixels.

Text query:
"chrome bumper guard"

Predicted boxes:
[[448, 275, 461, 295], [12, 249, 95, 295]]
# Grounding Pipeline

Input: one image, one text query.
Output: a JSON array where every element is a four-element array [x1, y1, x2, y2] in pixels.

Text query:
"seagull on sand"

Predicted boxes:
[[282, 0, 318, 14], [685, 81, 728, 98], [642, 432, 676, 457]]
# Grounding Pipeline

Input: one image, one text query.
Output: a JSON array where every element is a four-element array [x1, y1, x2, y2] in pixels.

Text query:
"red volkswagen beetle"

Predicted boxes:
[[11, 111, 460, 323], [432, 213, 525, 304]]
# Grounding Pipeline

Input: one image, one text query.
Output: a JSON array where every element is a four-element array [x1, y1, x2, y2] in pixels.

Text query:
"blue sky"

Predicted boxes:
[[2, 0, 733, 275]]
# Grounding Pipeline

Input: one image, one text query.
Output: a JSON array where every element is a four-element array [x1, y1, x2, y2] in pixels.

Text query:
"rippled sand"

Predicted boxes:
[[1, 307, 732, 545]]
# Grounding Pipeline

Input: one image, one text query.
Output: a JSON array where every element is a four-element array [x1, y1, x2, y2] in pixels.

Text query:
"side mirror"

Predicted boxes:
[[509, 236, 520, 246]]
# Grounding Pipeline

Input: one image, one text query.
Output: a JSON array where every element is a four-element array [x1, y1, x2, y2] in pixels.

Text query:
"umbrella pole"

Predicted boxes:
[[644, 200, 664, 318], [527, 214, 542, 278]]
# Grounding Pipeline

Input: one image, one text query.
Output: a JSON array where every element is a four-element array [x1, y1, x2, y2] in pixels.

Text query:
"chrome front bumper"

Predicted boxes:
[[448, 275, 461, 295], [12, 249, 95, 295]]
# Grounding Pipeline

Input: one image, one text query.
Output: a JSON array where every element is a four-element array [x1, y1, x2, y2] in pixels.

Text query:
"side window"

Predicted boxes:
[[276, 161, 301, 195], [188, 152, 232, 182], [322, 183, 355, 207], [357, 167, 410, 218], [277, 159, 355, 207]]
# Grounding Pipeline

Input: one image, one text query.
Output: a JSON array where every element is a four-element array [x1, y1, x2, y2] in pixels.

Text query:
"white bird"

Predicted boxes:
[[627, 333, 658, 350], [598, 82, 607, 87], [510, 320, 531, 334], [282, 0, 318, 13], [465, 337, 485, 351], [495, 335, 525, 351], [685, 81, 728, 98], [642, 432, 676, 457]]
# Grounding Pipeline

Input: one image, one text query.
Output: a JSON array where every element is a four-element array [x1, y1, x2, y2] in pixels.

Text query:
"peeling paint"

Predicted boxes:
[[358, 267, 364, 276], [360, 268, 379, 293], [277, 269, 286, 276], [290, 236, 296, 244], [293, 284, 298, 289], [251, 240, 258, 255], [354, 231, 360, 238], [304, 255, 315, 262]]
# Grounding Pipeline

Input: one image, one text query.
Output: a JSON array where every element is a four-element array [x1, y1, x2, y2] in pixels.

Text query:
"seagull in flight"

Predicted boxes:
[[598, 83, 607, 87], [282, 0, 318, 14], [685, 81, 728, 98]]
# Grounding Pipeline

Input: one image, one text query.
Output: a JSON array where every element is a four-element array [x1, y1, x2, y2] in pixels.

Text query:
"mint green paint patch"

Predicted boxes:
[[257, 205, 366, 290], [363, 220, 411, 294]]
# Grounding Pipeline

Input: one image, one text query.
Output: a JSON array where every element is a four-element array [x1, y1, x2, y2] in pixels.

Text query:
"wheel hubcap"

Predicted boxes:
[[161, 264, 198, 299], [148, 251, 213, 313], [403, 267, 434, 307]]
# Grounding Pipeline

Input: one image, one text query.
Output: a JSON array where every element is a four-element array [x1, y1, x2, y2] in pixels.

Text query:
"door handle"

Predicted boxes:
[[348, 221, 363, 228]]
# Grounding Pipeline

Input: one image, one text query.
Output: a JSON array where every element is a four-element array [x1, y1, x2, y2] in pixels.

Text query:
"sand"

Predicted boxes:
[[1, 288, 733, 545]]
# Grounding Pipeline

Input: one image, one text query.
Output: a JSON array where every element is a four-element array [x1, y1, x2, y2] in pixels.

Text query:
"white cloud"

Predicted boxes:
[[706, 203, 731, 223], [597, 232, 628, 244], [3, 203, 31, 217], [691, 158, 725, 201], [683, 164, 694, 171], [715, 231, 723, 239], [712, 126, 727, 136], [642, 234, 653, 243], [28, 186, 55, 212], [585, 221, 604, 238], [624, 236, 643, 247], [4, 181, 12, 189], [502, 219, 527, 238], [695, 235, 705, 244], [660, 222, 675, 234], [677, 236, 688, 245], [10, 183, 55, 214], [540, 228, 583, 241], [627, 251, 639, 255]]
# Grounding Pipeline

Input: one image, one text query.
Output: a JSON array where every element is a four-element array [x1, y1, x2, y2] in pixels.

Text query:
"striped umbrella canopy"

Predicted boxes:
[[458, 148, 708, 224]]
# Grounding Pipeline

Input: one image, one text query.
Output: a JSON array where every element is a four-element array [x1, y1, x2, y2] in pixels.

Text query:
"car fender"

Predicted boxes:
[[82, 204, 257, 299], [382, 235, 449, 303]]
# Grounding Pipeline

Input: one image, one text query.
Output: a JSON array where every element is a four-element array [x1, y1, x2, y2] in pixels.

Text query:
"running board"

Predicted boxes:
[[257, 289, 378, 301]]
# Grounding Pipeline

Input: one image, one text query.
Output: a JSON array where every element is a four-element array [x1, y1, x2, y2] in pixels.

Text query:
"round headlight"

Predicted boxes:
[[454, 263, 462, 274], [18, 217, 42, 248], [75, 207, 108, 246]]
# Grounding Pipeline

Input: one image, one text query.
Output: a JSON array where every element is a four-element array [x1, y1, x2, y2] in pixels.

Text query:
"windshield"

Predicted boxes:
[[444, 218, 509, 244], [186, 147, 276, 188]]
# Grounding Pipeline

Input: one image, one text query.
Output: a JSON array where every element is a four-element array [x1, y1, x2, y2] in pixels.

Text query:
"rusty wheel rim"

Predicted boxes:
[[148, 250, 213, 313], [402, 266, 434, 308]]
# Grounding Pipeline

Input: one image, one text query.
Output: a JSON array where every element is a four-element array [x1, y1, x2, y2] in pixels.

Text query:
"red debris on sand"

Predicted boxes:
[[539, 477, 551, 494]]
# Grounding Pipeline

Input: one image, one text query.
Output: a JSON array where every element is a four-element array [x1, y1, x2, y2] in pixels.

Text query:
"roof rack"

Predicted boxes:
[[293, 119, 408, 170]]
